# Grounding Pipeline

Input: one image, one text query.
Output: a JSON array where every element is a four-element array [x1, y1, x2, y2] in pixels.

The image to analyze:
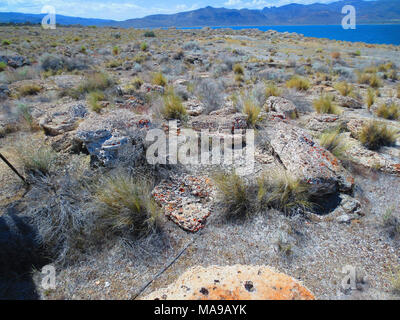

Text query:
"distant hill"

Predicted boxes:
[[0, 12, 113, 26], [0, 0, 399, 28]]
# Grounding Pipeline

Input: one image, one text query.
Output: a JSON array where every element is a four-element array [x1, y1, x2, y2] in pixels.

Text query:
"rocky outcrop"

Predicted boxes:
[[264, 96, 298, 119], [152, 174, 214, 232], [0, 55, 30, 68], [266, 122, 354, 195], [143, 265, 315, 300], [335, 95, 363, 109], [183, 98, 205, 116], [74, 109, 151, 166]]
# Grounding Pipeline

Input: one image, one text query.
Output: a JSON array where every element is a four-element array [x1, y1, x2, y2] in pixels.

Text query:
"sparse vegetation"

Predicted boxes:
[[286, 76, 310, 91], [243, 98, 261, 127], [334, 81, 354, 97], [0, 61, 6, 72], [257, 171, 313, 216], [358, 121, 397, 150], [78, 72, 114, 94], [313, 94, 341, 115], [162, 89, 187, 120], [319, 128, 350, 160], [16, 140, 57, 175], [87, 91, 106, 113], [366, 88, 375, 109], [357, 70, 382, 88], [265, 81, 282, 98], [95, 172, 162, 236], [214, 171, 254, 219], [233, 63, 244, 75], [17, 83, 41, 96], [152, 72, 167, 87], [376, 102, 400, 120]]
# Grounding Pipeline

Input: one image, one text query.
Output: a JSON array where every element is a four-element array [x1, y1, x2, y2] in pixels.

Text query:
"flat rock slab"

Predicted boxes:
[[152, 174, 214, 232], [143, 265, 315, 300], [267, 121, 354, 195]]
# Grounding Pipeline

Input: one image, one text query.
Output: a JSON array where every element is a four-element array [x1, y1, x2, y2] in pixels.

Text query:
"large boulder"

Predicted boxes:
[[266, 122, 354, 195], [143, 265, 315, 300]]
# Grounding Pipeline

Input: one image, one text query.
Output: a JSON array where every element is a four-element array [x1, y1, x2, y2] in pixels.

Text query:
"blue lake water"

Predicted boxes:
[[180, 25, 400, 45]]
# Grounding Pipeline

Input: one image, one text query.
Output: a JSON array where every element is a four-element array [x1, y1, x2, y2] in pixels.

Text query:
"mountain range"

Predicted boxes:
[[0, 0, 399, 28]]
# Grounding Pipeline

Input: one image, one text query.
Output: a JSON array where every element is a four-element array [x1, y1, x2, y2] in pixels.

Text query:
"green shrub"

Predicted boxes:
[[214, 171, 253, 219], [112, 46, 119, 55], [313, 94, 341, 115], [162, 89, 187, 120], [257, 171, 313, 216], [95, 173, 161, 236], [358, 121, 397, 151], [0, 61, 6, 72], [286, 76, 310, 91], [376, 102, 400, 120], [144, 31, 156, 37], [140, 42, 148, 51], [233, 63, 244, 75], [243, 98, 261, 127], [2, 39, 11, 46], [152, 72, 167, 87]]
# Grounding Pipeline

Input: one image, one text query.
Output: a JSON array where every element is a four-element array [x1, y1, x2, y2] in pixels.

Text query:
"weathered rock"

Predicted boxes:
[[0, 84, 10, 100], [152, 174, 214, 232], [335, 95, 363, 109], [140, 83, 164, 95], [39, 103, 87, 136], [266, 122, 354, 195], [143, 265, 315, 300], [190, 113, 247, 132], [304, 114, 340, 132], [0, 55, 30, 68], [184, 98, 205, 116], [74, 110, 151, 166], [264, 96, 298, 119]]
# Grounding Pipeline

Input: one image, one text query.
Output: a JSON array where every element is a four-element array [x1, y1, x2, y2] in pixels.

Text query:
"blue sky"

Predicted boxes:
[[0, 0, 365, 20]]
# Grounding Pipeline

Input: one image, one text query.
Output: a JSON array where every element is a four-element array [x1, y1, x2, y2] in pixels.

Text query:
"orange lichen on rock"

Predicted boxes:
[[143, 265, 315, 300]]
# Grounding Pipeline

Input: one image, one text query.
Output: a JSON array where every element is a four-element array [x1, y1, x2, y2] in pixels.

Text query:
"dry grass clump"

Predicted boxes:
[[257, 171, 313, 216], [243, 98, 261, 127], [87, 91, 106, 113], [319, 128, 350, 160], [233, 63, 244, 75], [358, 121, 397, 151], [334, 81, 354, 97], [78, 72, 114, 94], [397, 84, 400, 99], [152, 72, 167, 87], [366, 88, 375, 109], [357, 71, 382, 88], [213, 171, 254, 219], [15, 139, 57, 175], [161, 89, 187, 120], [331, 52, 341, 60], [17, 83, 41, 97], [131, 77, 143, 90], [376, 102, 400, 120], [265, 81, 282, 98], [16, 103, 38, 131], [286, 76, 310, 91], [95, 173, 162, 236], [313, 94, 342, 115]]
